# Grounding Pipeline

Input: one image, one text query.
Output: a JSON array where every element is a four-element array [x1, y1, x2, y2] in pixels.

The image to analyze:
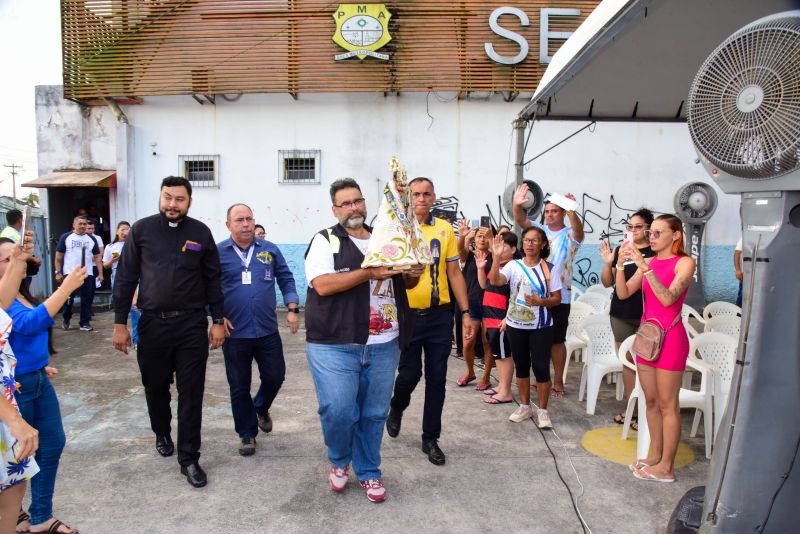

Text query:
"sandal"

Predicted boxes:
[[631, 417, 639, 432], [474, 382, 491, 391], [551, 388, 564, 399], [484, 395, 513, 405], [29, 520, 79, 534], [613, 412, 626, 424], [633, 465, 675, 483], [456, 375, 476, 387], [17, 512, 30, 533], [628, 459, 651, 472], [482, 388, 499, 396]]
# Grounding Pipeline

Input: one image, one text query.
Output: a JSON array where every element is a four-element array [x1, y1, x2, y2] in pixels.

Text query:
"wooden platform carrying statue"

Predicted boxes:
[[361, 156, 434, 269]]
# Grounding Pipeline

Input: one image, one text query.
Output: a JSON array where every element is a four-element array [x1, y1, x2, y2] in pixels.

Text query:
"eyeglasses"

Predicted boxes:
[[626, 224, 648, 231], [334, 198, 365, 209], [646, 229, 673, 239], [522, 238, 543, 245]]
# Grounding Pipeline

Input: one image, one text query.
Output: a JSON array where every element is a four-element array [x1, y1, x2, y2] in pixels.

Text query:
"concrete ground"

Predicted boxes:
[[30, 310, 710, 533]]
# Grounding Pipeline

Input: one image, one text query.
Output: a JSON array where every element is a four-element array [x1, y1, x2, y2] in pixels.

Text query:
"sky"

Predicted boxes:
[[0, 0, 62, 199]]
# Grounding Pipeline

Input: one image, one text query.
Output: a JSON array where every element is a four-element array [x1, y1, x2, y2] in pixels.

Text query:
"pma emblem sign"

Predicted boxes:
[[333, 4, 392, 61]]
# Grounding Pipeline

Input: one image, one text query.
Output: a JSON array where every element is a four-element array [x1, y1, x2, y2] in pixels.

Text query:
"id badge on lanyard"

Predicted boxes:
[[236, 245, 255, 285]]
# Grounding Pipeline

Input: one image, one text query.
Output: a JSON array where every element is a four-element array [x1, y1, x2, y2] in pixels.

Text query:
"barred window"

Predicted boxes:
[[279, 150, 321, 184], [179, 155, 219, 187]]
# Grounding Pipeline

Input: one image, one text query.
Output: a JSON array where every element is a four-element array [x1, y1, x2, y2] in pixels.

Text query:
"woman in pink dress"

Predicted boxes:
[[615, 214, 695, 482]]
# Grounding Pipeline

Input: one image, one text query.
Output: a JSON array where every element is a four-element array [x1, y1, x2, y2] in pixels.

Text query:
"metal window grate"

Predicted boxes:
[[179, 155, 219, 187], [279, 150, 321, 184]]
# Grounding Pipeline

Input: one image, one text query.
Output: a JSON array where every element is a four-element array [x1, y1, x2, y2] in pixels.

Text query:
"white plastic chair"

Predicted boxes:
[[703, 316, 741, 339], [562, 302, 596, 385], [691, 332, 738, 440], [576, 292, 611, 315], [585, 284, 614, 297], [621, 336, 714, 459], [577, 315, 623, 414], [703, 301, 742, 321], [571, 286, 585, 303], [682, 304, 707, 339]]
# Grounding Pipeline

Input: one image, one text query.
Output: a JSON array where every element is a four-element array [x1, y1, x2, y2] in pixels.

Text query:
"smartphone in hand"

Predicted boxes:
[[480, 216, 491, 229], [80, 244, 87, 268], [622, 231, 633, 247], [19, 206, 32, 248]]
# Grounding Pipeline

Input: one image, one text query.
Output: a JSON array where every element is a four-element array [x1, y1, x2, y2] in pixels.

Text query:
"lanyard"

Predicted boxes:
[[515, 259, 546, 298], [234, 244, 255, 271]]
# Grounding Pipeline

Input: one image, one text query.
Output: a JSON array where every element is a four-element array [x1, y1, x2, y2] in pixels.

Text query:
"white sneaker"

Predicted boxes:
[[537, 409, 553, 429], [328, 465, 350, 492], [509, 404, 533, 423]]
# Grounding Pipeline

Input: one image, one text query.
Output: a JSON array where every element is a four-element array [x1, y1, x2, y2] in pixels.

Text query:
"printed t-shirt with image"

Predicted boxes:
[[532, 221, 580, 304], [305, 233, 398, 345], [500, 259, 563, 330]]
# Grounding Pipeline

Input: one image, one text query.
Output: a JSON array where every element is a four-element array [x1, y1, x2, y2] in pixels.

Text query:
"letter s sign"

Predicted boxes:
[[484, 7, 529, 65]]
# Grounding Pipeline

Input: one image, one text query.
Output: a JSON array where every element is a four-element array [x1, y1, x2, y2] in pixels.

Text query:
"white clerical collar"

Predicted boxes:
[[168, 221, 178, 227]]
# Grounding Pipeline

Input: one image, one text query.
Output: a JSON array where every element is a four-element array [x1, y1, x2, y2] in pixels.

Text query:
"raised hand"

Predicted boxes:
[[457, 218, 471, 237], [513, 184, 529, 206], [491, 233, 506, 257], [474, 249, 488, 270], [599, 240, 616, 265]]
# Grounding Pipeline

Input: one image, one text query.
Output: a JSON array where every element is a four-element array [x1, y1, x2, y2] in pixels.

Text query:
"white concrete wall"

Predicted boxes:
[[35, 85, 116, 175], [119, 92, 740, 246]]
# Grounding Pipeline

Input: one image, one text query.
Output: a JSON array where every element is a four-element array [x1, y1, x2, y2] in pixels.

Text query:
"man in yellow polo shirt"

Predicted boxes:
[[386, 177, 473, 466]]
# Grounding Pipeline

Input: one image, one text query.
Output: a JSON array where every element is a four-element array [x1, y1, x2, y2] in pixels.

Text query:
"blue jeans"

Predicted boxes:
[[222, 333, 285, 439], [15, 369, 66, 525], [61, 275, 94, 327], [306, 339, 400, 481]]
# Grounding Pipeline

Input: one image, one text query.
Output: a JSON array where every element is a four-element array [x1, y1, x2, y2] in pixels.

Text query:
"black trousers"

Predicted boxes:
[[136, 309, 208, 466], [390, 307, 454, 442]]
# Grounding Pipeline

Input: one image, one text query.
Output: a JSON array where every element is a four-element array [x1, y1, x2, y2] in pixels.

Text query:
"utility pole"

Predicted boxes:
[[3, 164, 22, 209]]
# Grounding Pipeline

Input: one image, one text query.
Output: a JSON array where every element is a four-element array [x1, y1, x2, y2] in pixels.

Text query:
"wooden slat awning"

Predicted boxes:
[[23, 170, 117, 188], [62, 0, 601, 100]]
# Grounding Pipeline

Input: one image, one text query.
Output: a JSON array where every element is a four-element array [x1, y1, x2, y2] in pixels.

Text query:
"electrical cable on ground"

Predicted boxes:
[[450, 351, 592, 533]]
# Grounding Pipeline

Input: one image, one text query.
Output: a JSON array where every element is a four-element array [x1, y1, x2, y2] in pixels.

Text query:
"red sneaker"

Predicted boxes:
[[359, 479, 387, 502], [328, 465, 349, 492]]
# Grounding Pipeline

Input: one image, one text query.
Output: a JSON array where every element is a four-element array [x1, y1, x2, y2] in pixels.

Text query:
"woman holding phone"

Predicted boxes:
[[616, 214, 694, 483], [0, 237, 87, 534], [488, 226, 562, 429], [599, 208, 654, 428], [0, 237, 40, 534]]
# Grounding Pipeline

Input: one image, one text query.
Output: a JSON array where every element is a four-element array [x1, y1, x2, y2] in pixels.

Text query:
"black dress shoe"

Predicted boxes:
[[386, 409, 402, 438], [257, 412, 273, 434], [155, 435, 174, 457], [180, 462, 207, 488], [422, 440, 446, 466]]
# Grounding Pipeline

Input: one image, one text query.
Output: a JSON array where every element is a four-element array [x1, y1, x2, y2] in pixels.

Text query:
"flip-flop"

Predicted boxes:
[[482, 388, 499, 396], [613, 412, 626, 424], [474, 382, 491, 391], [628, 460, 651, 472], [484, 395, 513, 404], [633, 465, 675, 483], [456, 375, 476, 387], [551, 388, 565, 398], [17, 512, 30, 533], [29, 519, 80, 534]]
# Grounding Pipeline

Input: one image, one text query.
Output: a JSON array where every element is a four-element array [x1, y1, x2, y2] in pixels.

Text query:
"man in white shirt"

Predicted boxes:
[[55, 216, 103, 331]]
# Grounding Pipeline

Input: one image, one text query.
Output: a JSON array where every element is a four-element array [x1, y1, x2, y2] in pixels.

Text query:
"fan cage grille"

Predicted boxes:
[[688, 15, 800, 180]]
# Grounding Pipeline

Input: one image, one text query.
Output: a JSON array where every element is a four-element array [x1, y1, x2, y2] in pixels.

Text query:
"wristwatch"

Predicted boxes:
[[288, 308, 300, 314], [212, 318, 225, 325]]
